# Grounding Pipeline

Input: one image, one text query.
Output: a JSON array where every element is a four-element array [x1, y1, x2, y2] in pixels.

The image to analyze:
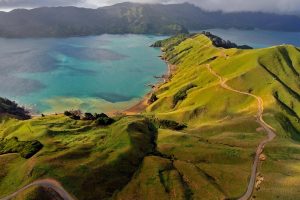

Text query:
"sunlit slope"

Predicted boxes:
[[143, 34, 300, 199], [0, 115, 157, 200], [147, 35, 300, 124], [1, 34, 300, 200]]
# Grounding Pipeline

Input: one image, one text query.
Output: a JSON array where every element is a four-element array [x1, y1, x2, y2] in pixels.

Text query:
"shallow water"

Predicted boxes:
[[0, 34, 167, 114], [1, 30, 299, 114]]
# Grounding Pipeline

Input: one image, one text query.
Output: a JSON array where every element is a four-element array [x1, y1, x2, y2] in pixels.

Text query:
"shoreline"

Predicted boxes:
[[120, 60, 175, 116], [29, 59, 175, 118]]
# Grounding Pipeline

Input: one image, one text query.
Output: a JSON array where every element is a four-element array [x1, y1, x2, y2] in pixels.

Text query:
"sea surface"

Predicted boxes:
[[198, 29, 300, 48], [0, 34, 167, 114], [0, 30, 299, 114]]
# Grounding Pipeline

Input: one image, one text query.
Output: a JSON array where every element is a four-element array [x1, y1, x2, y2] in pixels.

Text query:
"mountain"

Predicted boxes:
[[1, 33, 300, 199], [0, 2, 300, 37]]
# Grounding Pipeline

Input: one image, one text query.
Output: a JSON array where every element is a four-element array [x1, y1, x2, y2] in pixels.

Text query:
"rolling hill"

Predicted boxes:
[[0, 2, 300, 37], [0, 33, 300, 200]]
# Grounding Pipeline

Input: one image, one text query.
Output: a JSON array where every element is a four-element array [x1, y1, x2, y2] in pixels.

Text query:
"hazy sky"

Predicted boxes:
[[0, 0, 299, 14]]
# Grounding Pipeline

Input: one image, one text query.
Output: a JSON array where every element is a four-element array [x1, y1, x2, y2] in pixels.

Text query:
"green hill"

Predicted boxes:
[[145, 34, 300, 199], [0, 33, 300, 200]]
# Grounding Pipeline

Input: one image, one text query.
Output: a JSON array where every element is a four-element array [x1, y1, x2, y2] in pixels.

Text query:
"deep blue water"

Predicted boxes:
[[0, 34, 167, 114], [197, 29, 300, 48]]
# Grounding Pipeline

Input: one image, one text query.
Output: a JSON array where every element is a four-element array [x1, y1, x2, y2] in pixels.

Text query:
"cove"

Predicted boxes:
[[0, 34, 167, 114]]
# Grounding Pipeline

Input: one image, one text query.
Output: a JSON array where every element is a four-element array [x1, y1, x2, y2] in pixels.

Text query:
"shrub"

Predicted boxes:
[[95, 113, 109, 119], [150, 118, 187, 130], [83, 113, 95, 120], [95, 113, 115, 126], [173, 84, 196, 107], [64, 111, 72, 116], [148, 93, 158, 104], [0, 97, 30, 119], [64, 110, 82, 120], [0, 137, 43, 159], [70, 115, 81, 120]]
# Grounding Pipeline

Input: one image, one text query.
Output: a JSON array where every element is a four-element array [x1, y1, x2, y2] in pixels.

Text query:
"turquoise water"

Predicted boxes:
[[1, 30, 299, 114], [198, 29, 300, 48], [0, 34, 167, 114]]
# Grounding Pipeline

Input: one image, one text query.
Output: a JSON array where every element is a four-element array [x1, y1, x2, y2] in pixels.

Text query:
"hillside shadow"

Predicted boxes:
[[71, 119, 158, 200]]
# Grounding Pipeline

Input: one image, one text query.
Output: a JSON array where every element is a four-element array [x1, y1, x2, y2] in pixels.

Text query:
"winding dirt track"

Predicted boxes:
[[0, 179, 75, 200], [206, 64, 276, 200]]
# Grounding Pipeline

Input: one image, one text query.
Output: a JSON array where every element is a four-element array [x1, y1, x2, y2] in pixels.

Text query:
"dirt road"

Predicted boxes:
[[0, 179, 75, 200], [206, 64, 276, 200]]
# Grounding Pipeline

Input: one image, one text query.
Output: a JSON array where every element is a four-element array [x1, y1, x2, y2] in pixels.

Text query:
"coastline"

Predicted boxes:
[[27, 53, 174, 118], [121, 60, 175, 116], [30, 61, 175, 118]]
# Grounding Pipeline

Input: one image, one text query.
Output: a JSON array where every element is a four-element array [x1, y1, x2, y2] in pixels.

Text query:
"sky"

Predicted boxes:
[[0, 0, 299, 14]]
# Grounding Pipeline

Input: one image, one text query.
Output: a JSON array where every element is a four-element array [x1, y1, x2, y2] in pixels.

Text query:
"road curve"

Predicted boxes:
[[206, 64, 276, 200], [0, 179, 76, 200]]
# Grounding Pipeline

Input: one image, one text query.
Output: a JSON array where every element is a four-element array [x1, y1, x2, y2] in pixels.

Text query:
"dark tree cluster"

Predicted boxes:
[[0, 97, 30, 120], [0, 137, 43, 159], [148, 94, 158, 104], [173, 84, 197, 107], [202, 31, 253, 49], [95, 113, 115, 126], [64, 110, 82, 120], [64, 110, 115, 126], [150, 118, 187, 130]]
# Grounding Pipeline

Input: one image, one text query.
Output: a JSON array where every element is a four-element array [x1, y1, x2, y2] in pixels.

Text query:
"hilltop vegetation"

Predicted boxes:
[[145, 33, 300, 199], [0, 137, 43, 159], [1, 2, 300, 37], [0, 115, 159, 200], [0, 97, 30, 119], [1, 33, 300, 200]]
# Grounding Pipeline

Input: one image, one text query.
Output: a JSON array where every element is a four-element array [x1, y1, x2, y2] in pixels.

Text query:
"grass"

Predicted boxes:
[[0, 115, 158, 200], [12, 185, 58, 200], [145, 34, 300, 199], [0, 137, 43, 159], [252, 114, 300, 200], [1, 33, 300, 199]]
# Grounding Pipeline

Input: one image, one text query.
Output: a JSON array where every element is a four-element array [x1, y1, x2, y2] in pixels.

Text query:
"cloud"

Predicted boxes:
[[0, 0, 82, 9], [0, 0, 299, 14]]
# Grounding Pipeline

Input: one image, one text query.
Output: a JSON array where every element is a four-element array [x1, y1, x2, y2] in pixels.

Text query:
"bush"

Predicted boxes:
[[0, 97, 30, 119], [64, 111, 72, 116], [83, 113, 95, 120], [70, 115, 81, 120], [95, 113, 115, 126], [0, 137, 43, 159], [173, 84, 196, 107], [96, 117, 115, 126], [64, 110, 82, 120], [150, 118, 187, 130], [148, 93, 158, 104], [95, 113, 109, 119]]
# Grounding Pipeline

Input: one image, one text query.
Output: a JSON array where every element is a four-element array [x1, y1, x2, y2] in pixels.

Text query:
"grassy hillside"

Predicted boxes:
[[0, 114, 158, 200], [144, 34, 300, 199], [0, 33, 300, 200]]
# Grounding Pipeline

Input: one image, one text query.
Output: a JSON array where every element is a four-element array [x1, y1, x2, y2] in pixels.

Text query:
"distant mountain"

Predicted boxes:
[[0, 2, 299, 38]]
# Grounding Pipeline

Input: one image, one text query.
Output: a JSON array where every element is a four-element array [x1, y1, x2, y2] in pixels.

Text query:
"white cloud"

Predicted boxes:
[[0, 0, 299, 14]]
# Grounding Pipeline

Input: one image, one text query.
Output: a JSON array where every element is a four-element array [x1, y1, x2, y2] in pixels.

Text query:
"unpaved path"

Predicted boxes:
[[0, 179, 75, 200], [206, 64, 276, 200]]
